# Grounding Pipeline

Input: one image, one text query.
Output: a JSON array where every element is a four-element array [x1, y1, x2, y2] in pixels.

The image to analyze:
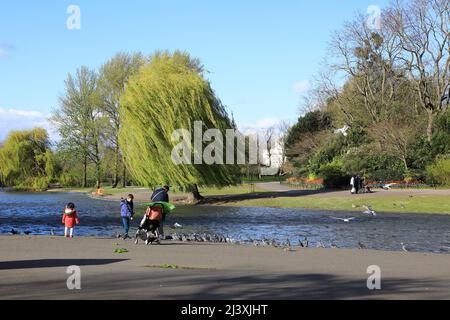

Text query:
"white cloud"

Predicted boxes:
[[293, 80, 310, 93], [0, 108, 57, 142], [238, 118, 281, 135]]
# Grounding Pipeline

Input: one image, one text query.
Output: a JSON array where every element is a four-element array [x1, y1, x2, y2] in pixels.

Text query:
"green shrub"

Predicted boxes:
[[319, 159, 349, 188], [32, 177, 49, 191], [426, 157, 450, 186]]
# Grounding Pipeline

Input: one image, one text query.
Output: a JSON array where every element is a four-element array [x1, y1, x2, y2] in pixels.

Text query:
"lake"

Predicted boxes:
[[0, 191, 449, 254]]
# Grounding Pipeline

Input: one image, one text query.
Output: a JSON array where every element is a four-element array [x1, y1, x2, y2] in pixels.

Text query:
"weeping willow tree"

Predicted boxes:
[[119, 51, 240, 200], [0, 128, 54, 190]]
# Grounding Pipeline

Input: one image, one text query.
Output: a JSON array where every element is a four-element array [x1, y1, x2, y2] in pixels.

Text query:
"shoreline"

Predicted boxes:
[[1, 235, 449, 299], [4, 186, 450, 215]]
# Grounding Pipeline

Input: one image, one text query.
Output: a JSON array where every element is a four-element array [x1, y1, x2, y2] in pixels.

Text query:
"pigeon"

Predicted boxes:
[[331, 216, 356, 223], [302, 237, 309, 248]]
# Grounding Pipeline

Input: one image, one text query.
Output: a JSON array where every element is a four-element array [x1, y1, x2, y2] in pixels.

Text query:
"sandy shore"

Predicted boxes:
[[1, 235, 449, 300]]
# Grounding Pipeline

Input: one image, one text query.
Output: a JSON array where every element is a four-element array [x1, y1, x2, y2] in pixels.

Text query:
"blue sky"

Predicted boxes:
[[0, 0, 389, 140]]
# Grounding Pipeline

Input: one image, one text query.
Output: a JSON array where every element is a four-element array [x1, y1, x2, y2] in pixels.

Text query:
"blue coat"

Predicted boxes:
[[120, 200, 134, 218]]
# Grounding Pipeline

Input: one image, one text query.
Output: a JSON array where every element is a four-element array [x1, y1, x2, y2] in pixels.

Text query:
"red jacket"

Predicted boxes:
[[62, 209, 80, 228]]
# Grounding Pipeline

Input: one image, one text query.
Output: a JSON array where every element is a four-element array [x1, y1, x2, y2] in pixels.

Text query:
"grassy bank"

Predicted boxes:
[[224, 194, 450, 215]]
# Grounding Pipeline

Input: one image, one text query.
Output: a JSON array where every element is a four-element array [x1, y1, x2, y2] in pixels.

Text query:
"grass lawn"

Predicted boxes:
[[225, 194, 450, 215]]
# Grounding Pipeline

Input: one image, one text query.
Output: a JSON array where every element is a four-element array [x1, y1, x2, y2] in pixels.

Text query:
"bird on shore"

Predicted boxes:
[[358, 242, 366, 249], [10, 228, 19, 235], [316, 240, 325, 248], [300, 237, 309, 248], [331, 216, 356, 223], [363, 205, 377, 217], [382, 183, 397, 190], [24, 231, 31, 235], [50, 228, 55, 236], [401, 242, 409, 252]]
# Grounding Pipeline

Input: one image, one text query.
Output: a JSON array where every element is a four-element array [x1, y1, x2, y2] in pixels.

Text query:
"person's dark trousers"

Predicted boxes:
[[122, 217, 130, 236], [157, 212, 166, 238]]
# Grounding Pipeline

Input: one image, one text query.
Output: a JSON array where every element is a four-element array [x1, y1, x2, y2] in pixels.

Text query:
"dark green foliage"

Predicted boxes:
[[286, 111, 332, 147]]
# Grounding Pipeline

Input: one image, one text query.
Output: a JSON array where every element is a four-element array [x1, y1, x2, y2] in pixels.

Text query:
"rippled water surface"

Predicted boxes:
[[1, 191, 449, 254]]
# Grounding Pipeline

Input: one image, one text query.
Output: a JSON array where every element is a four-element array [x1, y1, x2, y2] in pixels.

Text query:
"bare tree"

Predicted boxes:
[[368, 120, 415, 171], [328, 12, 406, 126], [277, 120, 292, 175], [386, 0, 450, 141]]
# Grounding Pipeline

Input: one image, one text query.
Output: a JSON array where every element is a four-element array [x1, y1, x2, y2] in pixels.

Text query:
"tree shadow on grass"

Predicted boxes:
[[0, 259, 129, 270], [203, 190, 327, 205]]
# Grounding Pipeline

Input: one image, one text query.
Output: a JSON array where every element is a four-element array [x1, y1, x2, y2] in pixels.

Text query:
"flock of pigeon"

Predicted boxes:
[[6, 204, 415, 252]]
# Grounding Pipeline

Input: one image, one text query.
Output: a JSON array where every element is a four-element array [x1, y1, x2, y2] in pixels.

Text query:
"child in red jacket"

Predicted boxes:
[[62, 202, 80, 238]]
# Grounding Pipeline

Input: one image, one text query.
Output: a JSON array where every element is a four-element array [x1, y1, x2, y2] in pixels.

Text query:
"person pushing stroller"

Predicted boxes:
[[135, 203, 164, 245]]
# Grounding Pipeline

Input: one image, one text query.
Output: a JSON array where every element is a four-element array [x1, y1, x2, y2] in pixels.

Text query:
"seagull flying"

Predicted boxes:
[[334, 125, 350, 137], [331, 216, 356, 223], [362, 205, 377, 217], [382, 183, 397, 190]]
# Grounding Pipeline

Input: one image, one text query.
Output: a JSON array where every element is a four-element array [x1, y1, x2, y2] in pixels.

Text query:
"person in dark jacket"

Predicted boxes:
[[151, 186, 170, 238], [354, 175, 361, 194], [120, 194, 134, 239]]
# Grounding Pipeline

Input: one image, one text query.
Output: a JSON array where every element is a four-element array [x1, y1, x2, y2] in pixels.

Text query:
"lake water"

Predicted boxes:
[[1, 191, 449, 254]]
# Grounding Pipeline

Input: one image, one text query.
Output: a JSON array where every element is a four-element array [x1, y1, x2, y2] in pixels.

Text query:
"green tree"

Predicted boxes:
[[52, 66, 104, 188], [0, 128, 52, 190], [98, 52, 145, 188], [119, 51, 240, 200]]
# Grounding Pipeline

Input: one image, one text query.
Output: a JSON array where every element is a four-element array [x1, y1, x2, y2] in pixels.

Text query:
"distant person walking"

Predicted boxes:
[[355, 175, 361, 194], [151, 186, 170, 238], [350, 176, 356, 194], [120, 194, 134, 239]]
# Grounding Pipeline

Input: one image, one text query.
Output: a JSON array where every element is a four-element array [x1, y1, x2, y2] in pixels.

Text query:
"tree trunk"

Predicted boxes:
[[83, 156, 87, 188], [96, 162, 101, 189], [426, 111, 435, 143], [122, 157, 126, 188], [112, 145, 120, 188], [186, 184, 204, 203]]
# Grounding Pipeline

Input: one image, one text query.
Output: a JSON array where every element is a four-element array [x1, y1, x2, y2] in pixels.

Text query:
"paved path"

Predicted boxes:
[[1, 236, 450, 300]]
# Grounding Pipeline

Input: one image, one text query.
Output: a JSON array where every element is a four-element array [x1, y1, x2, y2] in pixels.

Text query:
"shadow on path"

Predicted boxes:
[[0, 259, 128, 270]]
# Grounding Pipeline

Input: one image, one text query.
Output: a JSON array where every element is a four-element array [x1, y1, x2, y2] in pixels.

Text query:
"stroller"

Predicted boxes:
[[135, 204, 164, 245]]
